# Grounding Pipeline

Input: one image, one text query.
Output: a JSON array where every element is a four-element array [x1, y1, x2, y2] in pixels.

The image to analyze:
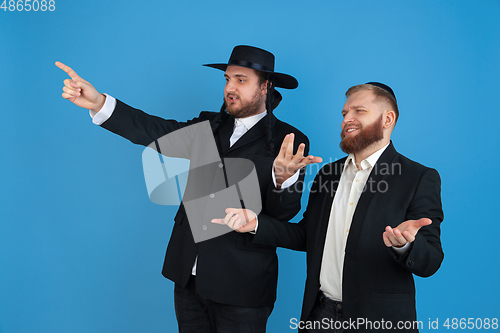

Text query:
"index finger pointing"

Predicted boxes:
[[55, 61, 81, 80]]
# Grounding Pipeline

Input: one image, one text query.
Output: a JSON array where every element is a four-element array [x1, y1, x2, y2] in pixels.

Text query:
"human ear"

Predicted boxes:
[[260, 80, 269, 96], [383, 110, 396, 128]]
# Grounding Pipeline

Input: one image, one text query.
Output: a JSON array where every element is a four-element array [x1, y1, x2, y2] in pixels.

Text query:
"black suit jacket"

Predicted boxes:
[[253, 143, 444, 331], [100, 99, 309, 308]]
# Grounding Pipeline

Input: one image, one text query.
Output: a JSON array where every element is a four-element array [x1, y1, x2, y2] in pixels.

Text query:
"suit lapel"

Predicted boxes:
[[216, 116, 234, 155], [346, 142, 398, 252], [225, 114, 275, 154]]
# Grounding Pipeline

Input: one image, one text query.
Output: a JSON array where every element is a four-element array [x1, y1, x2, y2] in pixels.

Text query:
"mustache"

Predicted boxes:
[[341, 124, 361, 138], [225, 93, 239, 99]]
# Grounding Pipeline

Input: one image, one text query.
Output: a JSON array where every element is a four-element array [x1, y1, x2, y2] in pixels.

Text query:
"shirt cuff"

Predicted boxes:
[[392, 242, 411, 255], [271, 167, 300, 189], [89, 93, 116, 125], [249, 215, 258, 234]]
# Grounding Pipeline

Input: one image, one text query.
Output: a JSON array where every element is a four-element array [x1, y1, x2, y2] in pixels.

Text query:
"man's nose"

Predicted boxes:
[[225, 81, 236, 92], [343, 114, 354, 125]]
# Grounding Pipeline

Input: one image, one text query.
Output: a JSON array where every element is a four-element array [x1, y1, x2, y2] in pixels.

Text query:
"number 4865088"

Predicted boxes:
[[1, 0, 55, 11]]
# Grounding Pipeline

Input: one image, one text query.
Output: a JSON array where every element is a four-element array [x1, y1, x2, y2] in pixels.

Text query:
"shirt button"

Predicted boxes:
[[210, 194, 215, 198], [347, 228, 350, 233], [356, 179, 360, 182], [219, 163, 224, 168], [203, 225, 207, 230], [350, 202, 353, 206]]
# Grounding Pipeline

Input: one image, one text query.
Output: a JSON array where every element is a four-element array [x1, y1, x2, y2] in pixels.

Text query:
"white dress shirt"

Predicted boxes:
[[319, 144, 396, 301]]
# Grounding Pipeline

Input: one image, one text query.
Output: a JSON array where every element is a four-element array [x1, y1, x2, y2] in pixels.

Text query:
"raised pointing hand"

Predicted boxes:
[[55, 61, 105, 112], [274, 133, 323, 188]]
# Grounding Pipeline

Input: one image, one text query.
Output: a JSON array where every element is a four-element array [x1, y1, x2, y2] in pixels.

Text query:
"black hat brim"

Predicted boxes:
[[204, 63, 298, 89]]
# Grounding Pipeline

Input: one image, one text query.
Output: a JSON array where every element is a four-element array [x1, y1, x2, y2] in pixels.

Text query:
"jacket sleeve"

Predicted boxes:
[[253, 163, 328, 251], [391, 168, 444, 277], [100, 99, 210, 147]]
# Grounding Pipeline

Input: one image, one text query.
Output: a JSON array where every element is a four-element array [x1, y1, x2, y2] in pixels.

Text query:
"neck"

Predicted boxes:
[[238, 108, 267, 119], [353, 137, 390, 168], [251, 101, 267, 117]]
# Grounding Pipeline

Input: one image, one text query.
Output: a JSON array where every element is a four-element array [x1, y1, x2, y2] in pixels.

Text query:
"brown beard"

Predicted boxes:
[[340, 114, 384, 154], [224, 90, 263, 118]]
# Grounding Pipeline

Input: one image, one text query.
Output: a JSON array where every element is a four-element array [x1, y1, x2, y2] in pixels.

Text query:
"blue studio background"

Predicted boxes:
[[1, 1, 499, 332]]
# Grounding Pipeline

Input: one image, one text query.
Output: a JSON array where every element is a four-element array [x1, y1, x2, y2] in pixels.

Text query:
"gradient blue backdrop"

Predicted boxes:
[[2, 1, 499, 332]]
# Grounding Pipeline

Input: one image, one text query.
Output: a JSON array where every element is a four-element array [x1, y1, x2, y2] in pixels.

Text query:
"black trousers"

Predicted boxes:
[[304, 291, 344, 333], [174, 276, 273, 333]]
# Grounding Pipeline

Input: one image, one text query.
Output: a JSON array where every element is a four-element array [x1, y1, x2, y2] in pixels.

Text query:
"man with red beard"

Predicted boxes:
[[214, 82, 444, 332], [56, 45, 315, 333]]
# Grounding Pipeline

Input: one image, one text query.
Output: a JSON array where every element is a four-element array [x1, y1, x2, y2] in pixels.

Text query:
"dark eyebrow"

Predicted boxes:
[[224, 73, 248, 78]]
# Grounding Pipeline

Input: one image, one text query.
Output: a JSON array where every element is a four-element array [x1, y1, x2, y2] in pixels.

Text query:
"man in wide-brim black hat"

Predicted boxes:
[[56, 45, 319, 332]]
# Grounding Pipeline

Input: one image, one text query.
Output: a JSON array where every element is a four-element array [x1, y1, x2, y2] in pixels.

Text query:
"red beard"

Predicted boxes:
[[340, 114, 384, 154]]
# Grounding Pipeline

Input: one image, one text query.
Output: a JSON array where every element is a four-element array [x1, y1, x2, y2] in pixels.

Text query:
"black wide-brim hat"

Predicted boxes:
[[204, 45, 298, 89]]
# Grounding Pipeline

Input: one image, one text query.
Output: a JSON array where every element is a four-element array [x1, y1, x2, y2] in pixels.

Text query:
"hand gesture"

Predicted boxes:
[[211, 208, 257, 233], [383, 218, 432, 248], [55, 61, 106, 112], [274, 133, 322, 188]]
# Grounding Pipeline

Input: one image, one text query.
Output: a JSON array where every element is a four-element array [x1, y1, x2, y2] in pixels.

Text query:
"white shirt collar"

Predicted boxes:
[[345, 143, 390, 171], [234, 111, 267, 131]]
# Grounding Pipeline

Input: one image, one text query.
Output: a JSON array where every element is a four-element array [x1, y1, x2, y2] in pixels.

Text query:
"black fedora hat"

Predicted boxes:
[[204, 45, 298, 89]]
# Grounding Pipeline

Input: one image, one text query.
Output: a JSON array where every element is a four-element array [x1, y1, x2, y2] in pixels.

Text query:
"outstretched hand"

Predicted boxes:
[[211, 208, 257, 233], [383, 218, 432, 248], [55, 61, 105, 112], [274, 133, 323, 188]]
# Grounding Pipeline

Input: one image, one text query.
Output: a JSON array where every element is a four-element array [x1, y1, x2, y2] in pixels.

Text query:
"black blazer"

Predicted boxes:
[[253, 143, 444, 332], [101, 99, 309, 308]]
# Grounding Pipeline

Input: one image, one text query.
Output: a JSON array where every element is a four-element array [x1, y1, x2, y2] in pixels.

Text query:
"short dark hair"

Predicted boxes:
[[346, 84, 399, 123]]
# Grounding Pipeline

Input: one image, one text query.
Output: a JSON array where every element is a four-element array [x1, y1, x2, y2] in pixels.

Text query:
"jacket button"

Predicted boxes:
[[408, 260, 414, 267]]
